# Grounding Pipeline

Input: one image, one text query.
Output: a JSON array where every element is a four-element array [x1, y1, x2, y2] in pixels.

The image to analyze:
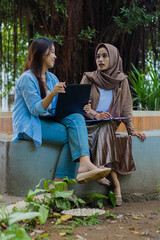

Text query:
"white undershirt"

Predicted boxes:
[[96, 88, 113, 112], [46, 89, 52, 110]]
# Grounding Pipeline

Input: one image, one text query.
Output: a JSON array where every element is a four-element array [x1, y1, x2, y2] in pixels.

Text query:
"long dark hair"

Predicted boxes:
[[23, 38, 54, 98]]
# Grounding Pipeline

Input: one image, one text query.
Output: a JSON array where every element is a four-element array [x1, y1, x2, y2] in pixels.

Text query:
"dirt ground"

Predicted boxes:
[[30, 199, 160, 240]]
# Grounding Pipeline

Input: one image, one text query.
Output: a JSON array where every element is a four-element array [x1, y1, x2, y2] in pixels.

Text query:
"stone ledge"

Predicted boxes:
[[70, 130, 160, 196], [0, 130, 160, 196]]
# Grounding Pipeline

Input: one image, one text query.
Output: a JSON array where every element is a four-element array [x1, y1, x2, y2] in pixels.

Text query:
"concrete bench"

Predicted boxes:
[[0, 130, 160, 197], [71, 130, 160, 197], [0, 135, 62, 196]]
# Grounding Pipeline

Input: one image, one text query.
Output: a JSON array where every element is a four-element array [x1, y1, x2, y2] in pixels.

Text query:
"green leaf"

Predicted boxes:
[[25, 189, 46, 202], [0, 233, 16, 240], [44, 180, 50, 190], [1, 224, 32, 240], [38, 205, 49, 225], [63, 177, 76, 185], [8, 212, 40, 225], [87, 193, 108, 200], [97, 199, 104, 208], [0, 194, 4, 202], [54, 190, 73, 199], [0, 205, 8, 220], [55, 199, 71, 210], [109, 191, 117, 208]]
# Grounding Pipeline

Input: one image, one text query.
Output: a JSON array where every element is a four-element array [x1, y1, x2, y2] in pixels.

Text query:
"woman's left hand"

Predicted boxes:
[[131, 132, 146, 142], [83, 100, 92, 114]]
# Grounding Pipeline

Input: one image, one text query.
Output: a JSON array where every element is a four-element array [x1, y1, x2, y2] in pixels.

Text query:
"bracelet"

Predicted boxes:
[[94, 113, 98, 119]]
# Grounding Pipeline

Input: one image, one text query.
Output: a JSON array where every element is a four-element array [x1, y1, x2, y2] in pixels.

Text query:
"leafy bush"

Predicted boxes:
[[128, 64, 160, 110]]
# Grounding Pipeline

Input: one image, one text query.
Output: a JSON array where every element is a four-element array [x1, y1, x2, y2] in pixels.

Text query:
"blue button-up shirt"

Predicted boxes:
[[12, 70, 59, 147]]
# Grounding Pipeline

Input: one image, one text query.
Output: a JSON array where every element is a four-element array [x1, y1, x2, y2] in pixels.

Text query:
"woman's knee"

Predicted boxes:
[[41, 120, 68, 144], [67, 113, 85, 124]]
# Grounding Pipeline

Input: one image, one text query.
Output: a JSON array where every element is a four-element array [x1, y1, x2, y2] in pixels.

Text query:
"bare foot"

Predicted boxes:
[[97, 177, 110, 186]]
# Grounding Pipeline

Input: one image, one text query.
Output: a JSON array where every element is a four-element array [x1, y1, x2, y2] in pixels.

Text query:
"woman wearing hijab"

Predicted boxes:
[[81, 43, 146, 206]]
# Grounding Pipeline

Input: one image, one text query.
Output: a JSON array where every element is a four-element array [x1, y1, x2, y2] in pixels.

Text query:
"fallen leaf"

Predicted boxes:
[[129, 227, 135, 231], [59, 232, 66, 236], [119, 226, 124, 229], [131, 231, 139, 234], [140, 214, 145, 217], [56, 214, 72, 225], [133, 217, 140, 220], [111, 220, 117, 223]]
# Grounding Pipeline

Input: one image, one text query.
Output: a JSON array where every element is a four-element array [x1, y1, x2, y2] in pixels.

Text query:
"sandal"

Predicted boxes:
[[76, 168, 111, 184]]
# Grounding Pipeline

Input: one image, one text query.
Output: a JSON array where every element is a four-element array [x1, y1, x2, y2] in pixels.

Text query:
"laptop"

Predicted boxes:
[[40, 84, 91, 119]]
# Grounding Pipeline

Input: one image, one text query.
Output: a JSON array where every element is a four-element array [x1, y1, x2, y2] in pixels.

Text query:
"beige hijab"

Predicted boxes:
[[84, 43, 126, 90]]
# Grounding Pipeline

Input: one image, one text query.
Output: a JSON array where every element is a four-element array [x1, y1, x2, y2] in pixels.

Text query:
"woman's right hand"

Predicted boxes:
[[95, 112, 112, 120], [52, 82, 66, 96]]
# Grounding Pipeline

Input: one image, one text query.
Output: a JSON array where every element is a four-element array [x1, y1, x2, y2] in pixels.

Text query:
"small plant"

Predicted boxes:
[[113, 0, 155, 34], [53, 0, 68, 17], [87, 191, 117, 208], [78, 26, 98, 42], [106, 210, 116, 218], [128, 63, 160, 110], [0, 194, 4, 203], [0, 224, 31, 240], [72, 213, 102, 227]]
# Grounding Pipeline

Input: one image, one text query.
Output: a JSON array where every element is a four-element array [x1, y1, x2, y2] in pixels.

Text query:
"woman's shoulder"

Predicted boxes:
[[83, 71, 97, 78], [17, 70, 38, 89], [81, 71, 96, 84], [19, 70, 36, 81], [46, 71, 59, 83]]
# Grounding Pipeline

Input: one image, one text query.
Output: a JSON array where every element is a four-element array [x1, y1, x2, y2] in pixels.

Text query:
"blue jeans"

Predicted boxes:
[[21, 113, 89, 179]]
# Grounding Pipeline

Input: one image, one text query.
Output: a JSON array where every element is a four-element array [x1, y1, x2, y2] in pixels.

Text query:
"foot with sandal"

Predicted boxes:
[[96, 167, 122, 206], [76, 156, 111, 184]]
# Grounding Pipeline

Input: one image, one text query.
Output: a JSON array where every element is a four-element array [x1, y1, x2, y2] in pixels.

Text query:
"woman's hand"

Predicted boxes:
[[95, 112, 112, 120], [83, 100, 92, 114], [52, 82, 66, 96], [131, 132, 146, 142]]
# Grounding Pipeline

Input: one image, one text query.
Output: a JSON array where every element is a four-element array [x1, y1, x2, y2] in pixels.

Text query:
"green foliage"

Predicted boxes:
[[0, 205, 9, 227], [0, 177, 118, 239], [87, 193, 108, 208], [0, 224, 31, 240], [87, 191, 117, 208], [53, 0, 68, 17], [72, 213, 102, 227], [25, 177, 83, 213], [106, 210, 116, 218], [52, 35, 64, 46], [78, 26, 98, 42], [128, 63, 160, 110], [0, 5, 28, 98], [8, 212, 40, 225], [31, 32, 64, 46], [113, 1, 156, 34], [109, 191, 117, 209], [0, 195, 4, 203]]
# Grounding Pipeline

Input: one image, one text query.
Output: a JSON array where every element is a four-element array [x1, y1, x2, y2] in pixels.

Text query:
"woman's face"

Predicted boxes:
[[42, 45, 57, 69], [96, 47, 109, 71]]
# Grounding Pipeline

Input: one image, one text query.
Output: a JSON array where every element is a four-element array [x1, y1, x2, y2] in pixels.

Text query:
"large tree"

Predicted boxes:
[[0, 0, 159, 88]]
